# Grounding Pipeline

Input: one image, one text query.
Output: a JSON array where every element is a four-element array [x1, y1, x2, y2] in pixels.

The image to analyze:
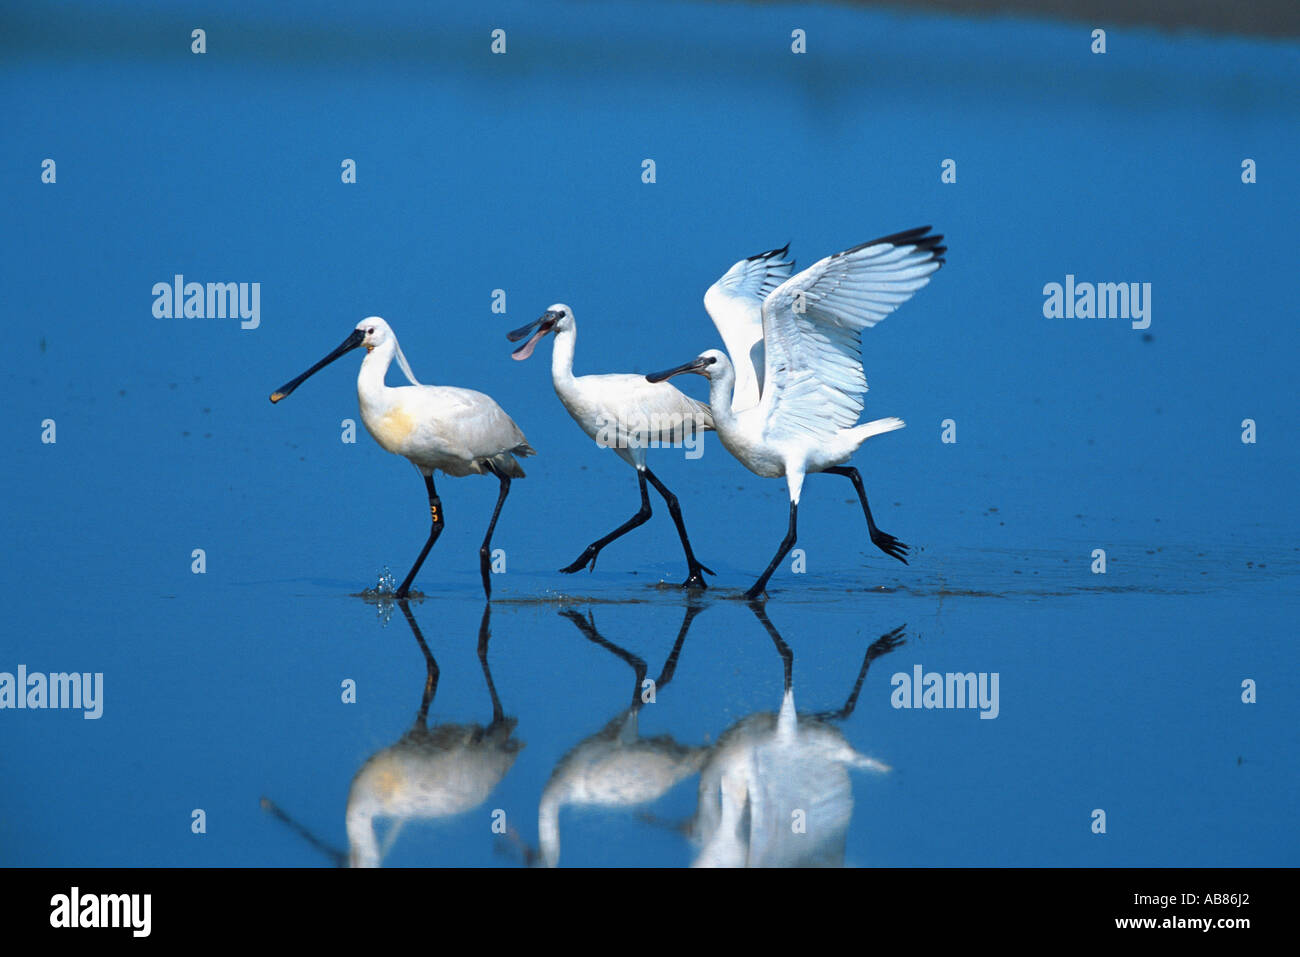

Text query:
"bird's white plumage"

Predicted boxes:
[[513, 304, 716, 585], [692, 348, 906, 499], [347, 720, 521, 867], [539, 709, 706, 867], [702, 245, 795, 412], [757, 235, 942, 443], [692, 688, 887, 868], [355, 318, 534, 477], [538, 305, 713, 470], [271, 315, 533, 599], [555, 372, 713, 469], [658, 229, 942, 523], [536, 609, 708, 866]]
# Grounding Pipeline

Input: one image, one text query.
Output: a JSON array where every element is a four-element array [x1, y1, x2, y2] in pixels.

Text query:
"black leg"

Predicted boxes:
[[824, 465, 908, 564], [815, 624, 907, 721], [643, 467, 714, 589], [479, 466, 512, 600], [398, 598, 440, 727], [653, 600, 704, 689], [744, 501, 798, 601], [559, 608, 648, 709], [747, 601, 794, 692], [560, 470, 653, 574], [395, 472, 443, 600], [476, 603, 507, 726]]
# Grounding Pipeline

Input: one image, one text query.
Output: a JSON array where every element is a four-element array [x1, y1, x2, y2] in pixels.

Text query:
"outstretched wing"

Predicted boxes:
[[703, 244, 795, 412], [759, 226, 945, 441]]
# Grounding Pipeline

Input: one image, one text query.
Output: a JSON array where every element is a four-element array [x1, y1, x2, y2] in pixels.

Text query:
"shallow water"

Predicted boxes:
[[2, 0, 1297, 866]]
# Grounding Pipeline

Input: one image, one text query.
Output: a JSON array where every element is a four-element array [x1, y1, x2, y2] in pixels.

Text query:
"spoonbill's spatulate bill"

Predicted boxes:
[[270, 317, 535, 600], [508, 304, 716, 587], [649, 227, 945, 600]]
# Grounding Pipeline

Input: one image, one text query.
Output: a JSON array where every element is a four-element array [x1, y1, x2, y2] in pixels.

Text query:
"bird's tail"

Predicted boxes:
[[847, 752, 892, 773], [486, 445, 532, 478], [851, 416, 905, 444]]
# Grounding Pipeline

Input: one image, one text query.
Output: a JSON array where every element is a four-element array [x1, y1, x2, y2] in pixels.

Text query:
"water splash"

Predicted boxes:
[[360, 566, 399, 623]]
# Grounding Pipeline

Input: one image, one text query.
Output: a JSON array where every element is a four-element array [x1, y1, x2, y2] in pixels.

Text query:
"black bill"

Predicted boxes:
[[508, 310, 560, 361], [646, 355, 712, 383], [269, 328, 365, 403]]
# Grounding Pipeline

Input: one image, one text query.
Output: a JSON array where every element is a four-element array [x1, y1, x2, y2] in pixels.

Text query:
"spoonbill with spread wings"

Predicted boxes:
[[649, 227, 945, 599]]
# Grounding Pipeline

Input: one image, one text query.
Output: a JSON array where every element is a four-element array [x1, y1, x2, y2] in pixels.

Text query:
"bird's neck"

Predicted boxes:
[[706, 371, 739, 433], [345, 802, 380, 868], [357, 340, 396, 409], [538, 790, 562, 868], [550, 325, 578, 391]]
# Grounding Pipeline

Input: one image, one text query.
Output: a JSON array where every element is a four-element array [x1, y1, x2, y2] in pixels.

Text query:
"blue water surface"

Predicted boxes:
[[1, 0, 1297, 866]]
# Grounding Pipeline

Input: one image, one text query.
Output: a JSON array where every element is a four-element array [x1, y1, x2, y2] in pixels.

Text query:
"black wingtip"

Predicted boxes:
[[842, 226, 946, 261], [747, 242, 791, 262]]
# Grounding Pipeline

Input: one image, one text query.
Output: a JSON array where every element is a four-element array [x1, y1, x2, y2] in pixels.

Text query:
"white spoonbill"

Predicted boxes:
[[508, 304, 715, 588], [692, 607, 903, 867], [346, 602, 522, 867], [270, 317, 535, 599], [649, 227, 945, 599], [538, 606, 707, 867]]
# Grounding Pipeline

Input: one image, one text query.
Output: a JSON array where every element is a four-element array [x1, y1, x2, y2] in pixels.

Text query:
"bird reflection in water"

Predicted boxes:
[[345, 600, 523, 867], [691, 604, 905, 867], [538, 603, 708, 867]]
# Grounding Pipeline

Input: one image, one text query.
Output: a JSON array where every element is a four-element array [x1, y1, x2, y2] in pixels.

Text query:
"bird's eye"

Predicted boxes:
[[366, 327, 375, 335], [705, 356, 717, 365]]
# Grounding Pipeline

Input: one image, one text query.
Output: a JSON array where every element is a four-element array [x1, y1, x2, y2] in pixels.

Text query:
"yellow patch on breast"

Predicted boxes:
[[372, 764, 404, 801], [372, 407, 417, 450]]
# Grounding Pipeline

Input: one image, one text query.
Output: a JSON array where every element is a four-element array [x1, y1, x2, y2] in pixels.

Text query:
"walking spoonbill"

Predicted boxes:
[[508, 304, 715, 588], [346, 601, 522, 867], [539, 605, 707, 866], [270, 317, 535, 599], [692, 605, 903, 867], [648, 227, 945, 599]]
